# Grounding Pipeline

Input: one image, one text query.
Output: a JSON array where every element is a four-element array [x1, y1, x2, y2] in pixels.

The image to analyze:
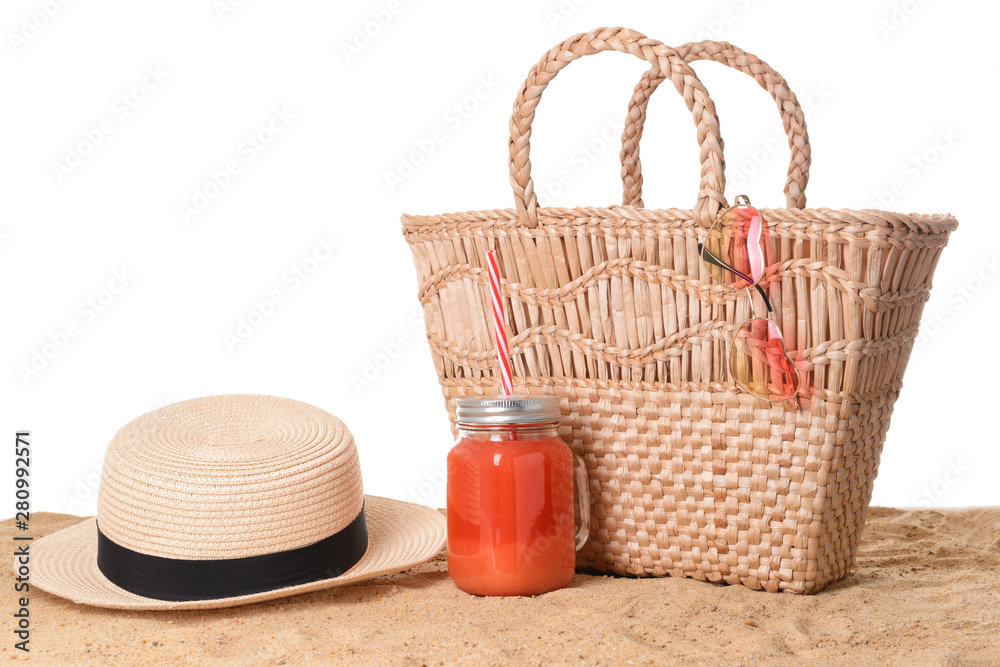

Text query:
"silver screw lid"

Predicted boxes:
[[455, 395, 561, 425]]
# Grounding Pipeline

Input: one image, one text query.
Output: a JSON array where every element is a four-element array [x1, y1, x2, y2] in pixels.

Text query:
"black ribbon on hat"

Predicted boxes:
[[96, 504, 369, 601]]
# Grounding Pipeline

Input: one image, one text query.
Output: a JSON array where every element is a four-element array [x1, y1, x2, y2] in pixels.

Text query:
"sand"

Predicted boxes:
[[4, 508, 1000, 666]]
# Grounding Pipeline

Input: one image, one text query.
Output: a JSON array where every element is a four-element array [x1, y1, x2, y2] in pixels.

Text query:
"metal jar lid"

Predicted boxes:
[[455, 396, 561, 425]]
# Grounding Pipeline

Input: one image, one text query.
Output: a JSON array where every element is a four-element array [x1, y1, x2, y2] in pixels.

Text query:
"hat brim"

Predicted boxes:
[[29, 495, 446, 610]]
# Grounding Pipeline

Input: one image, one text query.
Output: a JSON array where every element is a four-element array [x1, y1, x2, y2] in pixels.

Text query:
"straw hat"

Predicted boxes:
[[31, 395, 446, 610]]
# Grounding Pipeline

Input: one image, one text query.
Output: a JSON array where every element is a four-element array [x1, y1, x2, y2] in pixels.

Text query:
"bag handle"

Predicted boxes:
[[509, 27, 726, 229], [619, 41, 810, 209]]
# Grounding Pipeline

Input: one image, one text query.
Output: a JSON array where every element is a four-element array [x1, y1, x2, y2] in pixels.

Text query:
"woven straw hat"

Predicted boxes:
[[31, 395, 446, 610]]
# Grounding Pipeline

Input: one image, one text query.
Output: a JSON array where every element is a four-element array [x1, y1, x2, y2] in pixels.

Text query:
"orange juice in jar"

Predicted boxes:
[[447, 396, 589, 596]]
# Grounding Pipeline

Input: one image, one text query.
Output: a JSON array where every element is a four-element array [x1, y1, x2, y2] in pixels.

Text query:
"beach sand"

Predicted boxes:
[[5, 508, 999, 665]]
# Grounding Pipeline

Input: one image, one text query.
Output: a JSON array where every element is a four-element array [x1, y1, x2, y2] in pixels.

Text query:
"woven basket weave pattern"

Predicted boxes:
[[402, 28, 957, 593], [96, 395, 364, 560]]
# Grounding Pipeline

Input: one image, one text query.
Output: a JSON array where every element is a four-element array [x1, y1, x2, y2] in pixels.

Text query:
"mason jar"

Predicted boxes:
[[446, 396, 589, 596]]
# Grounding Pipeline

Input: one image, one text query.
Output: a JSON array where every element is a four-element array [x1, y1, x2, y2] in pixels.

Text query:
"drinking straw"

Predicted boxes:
[[487, 250, 513, 396], [487, 250, 517, 574]]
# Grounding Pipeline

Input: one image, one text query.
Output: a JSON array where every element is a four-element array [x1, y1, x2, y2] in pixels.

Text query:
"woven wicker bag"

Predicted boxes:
[[401, 28, 957, 593]]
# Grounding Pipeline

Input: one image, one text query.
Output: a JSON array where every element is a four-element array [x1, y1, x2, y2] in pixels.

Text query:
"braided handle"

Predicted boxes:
[[509, 27, 727, 229], [620, 41, 810, 209]]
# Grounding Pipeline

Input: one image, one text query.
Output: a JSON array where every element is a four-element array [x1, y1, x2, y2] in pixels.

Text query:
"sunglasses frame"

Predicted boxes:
[[729, 297, 802, 406], [699, 195, 802, 406]]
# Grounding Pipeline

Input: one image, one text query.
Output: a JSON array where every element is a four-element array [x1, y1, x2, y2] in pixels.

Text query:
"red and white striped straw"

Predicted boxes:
[[486, 250, 513, 396]]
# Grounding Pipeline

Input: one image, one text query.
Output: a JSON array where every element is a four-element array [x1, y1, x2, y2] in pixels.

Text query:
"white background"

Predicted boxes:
[[3, 0, 996, 515]]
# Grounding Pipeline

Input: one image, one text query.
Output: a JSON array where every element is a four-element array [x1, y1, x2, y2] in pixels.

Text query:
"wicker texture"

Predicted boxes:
[[402, 28, 957, 593], [619, 40, 810, 210]]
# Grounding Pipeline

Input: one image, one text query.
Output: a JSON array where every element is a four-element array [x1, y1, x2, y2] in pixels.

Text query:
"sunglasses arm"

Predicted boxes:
[[699, 244, 774, 314]]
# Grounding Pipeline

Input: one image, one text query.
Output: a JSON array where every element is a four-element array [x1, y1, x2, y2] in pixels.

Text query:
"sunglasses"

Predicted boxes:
[[698, 195, 801, 406]]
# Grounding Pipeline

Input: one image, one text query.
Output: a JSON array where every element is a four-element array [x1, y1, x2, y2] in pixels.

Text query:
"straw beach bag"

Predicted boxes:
[[401, 28, 957, 593]]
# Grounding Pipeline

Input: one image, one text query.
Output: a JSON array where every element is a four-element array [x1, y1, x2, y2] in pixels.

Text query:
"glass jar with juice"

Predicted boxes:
[[447, 396, 589, 596]]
